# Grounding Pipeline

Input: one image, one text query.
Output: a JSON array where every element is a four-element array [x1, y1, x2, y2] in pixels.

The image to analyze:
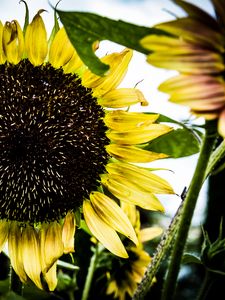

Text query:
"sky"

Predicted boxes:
[[0, 0, 212, 224]]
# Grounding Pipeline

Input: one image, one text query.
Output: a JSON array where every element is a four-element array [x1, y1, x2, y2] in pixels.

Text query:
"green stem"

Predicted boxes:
[[132, 197, 185, 300], [9, 267, 23, 296], [161, 121, 217, 300], [205, 140, 225, 178], [81, 244, 100, 300]]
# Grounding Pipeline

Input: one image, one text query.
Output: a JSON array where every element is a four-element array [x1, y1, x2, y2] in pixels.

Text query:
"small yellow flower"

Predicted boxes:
[[141, 0, 225, 137], [106, 203, 162, 300], [0, 9, 173, 290]]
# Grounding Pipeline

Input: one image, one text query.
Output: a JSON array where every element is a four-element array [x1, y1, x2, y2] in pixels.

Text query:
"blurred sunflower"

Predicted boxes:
[[0, 8, 173, 291], [141, 0, 225, 137], [106, 203, 163, 300]]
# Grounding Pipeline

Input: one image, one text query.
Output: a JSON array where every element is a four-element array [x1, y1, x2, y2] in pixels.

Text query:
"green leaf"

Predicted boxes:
[[56, 10, 167, 75], [182, 253, 202, 265], [143, 128, 201, 158]]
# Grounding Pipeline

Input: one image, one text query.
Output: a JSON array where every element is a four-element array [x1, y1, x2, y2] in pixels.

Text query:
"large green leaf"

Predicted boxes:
[[56, 10, 167, 75], [143, 128, 201, 158], [141, 113, 202, 158]]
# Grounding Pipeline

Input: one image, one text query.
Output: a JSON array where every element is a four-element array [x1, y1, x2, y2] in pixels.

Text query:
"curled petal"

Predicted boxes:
[[106, 144, 168, 163], [90, 191, 138, 245], [82, 49, 132, 96], [83, 200, 128, 258], [104, 111, 159, 131], [25, 11, 48, 65], [99, 88, 148, 108], [3, 20, 24, 64]]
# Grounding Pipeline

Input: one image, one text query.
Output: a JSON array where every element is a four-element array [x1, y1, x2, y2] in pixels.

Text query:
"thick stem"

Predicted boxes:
[[132, 197, 185, 300], [81, 244, 100, 300], [161, 121, 217, 300], [9, 267, 23, 296]]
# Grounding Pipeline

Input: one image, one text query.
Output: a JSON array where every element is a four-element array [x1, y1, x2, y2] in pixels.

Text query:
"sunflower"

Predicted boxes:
[[141, 0, 225, 137], [0, 9, 174, 291], [106, 203, 162, 300]]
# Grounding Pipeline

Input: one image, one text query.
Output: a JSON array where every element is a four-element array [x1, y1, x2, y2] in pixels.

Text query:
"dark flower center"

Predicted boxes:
[[0, 60, 109, 223]]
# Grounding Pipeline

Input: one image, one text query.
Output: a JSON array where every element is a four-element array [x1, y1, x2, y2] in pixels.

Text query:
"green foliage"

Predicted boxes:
[[142, 114, 202, 158], [56, 10, 167, 75], [182, 253, 202, 265], [144, 128, 200, 158], [201, 222, 225, 275]]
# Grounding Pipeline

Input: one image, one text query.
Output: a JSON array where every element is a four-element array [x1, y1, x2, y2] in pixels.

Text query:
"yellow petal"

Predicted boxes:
[[99, 88, 148, 108], [8, 222, 27, 283], [44, 262, 58, 291], [25, 11, 47, 65], [63, 51, 83, 74], [141, 34, 190, 52], [49, 28, 75, 68], [106, 162, 174, 194], [218, 109, 225, 138], [83, 200, 128, 258], [155, 18, 224, 51], [63, 40, 98, 74], [21, 225, 43, 289], [62, 211, 76, 254], [90, 191, 138, 245], [106, 144, 168, 163], [132, 248, 151, 266], [140, 227, 163, 243], [3, 20, 24, 64], [107, 124, 172, 145], [82, 49, 132, 96], [0, 220, 9, 252], [104, 111, 159, 131], [147, 52, 224, 75], [101, 174, 165, 211], [120, 202, 139, 228], [159, 74, 225, 94], [0, 21, 6, 64], [40, 221, 64, 273]]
